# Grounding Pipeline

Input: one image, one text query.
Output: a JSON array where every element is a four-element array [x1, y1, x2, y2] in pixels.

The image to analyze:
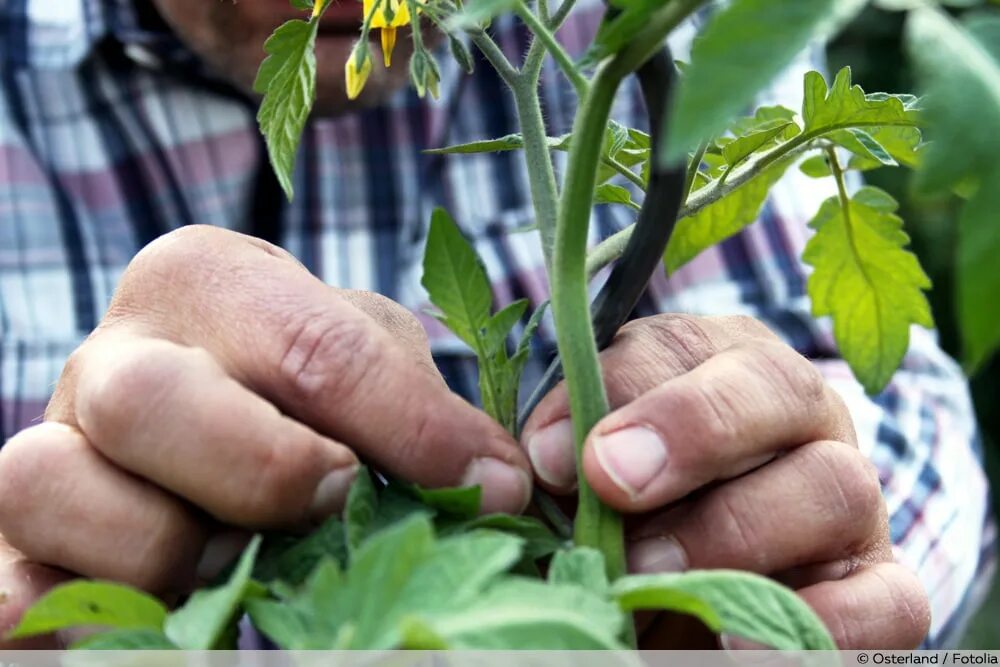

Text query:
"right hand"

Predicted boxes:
[[0, 225, 531, 646]]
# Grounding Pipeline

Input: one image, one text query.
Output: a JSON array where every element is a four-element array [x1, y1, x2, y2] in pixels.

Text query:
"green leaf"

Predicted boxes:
[[957, 171, 1000, 369], [830, 128, 898, 166], [247, 557, 345, 649], [344, 467, 378, 555], [424, 134, 526, 155], [394, 532, 524, 615], [253, 514, 347, 585], [245, 598, 313, 649], [402, 579, 626, 649], [613, 570, 835, 649], [548, 547, 608, 594], [446, 0, 518, 29], [255, 19, 319, 200], [799, 154, 832, 178], [71, 629, 177, 650], [803, 187, 933, 394], [165, 536, 263, 649], [442, 514, 565, 559], [422, 208, 493, 349], [802, 67, 921, 135], [594, 184, 641, 211], [412, 484, 483, 519], [721, 122, 797, 168], [728, 105, 798, 137], [906, 9, 1000, 193], [483, 300, 529, 358], [335, 515, 437, 648], [664, 157, 795, 272], [664, 0, 866, 162], [8, 582, 168, 639]]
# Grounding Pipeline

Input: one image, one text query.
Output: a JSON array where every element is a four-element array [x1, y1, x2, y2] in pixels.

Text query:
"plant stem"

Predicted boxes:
[[603, 156, 645, 189], [468, 31, 519, 84], [515, 0, 588, 96], [511, 81, 561, 272], [549, 0, 704, 583], [552, 55, 624, 578], [682, 140, 708, 203]]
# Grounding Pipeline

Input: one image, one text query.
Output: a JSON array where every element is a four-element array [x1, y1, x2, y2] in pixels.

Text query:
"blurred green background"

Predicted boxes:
[[828, 7, 999, 648]]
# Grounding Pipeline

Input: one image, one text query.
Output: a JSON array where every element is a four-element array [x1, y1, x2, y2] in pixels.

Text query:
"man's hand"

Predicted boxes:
[[521, 314, 931, 649], [0, 225, 531, 644]]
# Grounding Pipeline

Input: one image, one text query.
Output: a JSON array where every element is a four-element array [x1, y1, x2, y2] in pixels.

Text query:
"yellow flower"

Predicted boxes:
[[363, 0, 412, 67], [345, 42, 372, 100]]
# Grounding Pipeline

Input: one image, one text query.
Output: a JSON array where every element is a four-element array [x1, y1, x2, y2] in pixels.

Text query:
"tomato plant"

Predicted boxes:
[[11, 0, 1000, 651]]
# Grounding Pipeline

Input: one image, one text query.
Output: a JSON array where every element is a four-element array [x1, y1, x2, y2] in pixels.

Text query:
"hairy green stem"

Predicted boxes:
[[550, 0, 704, 583], [515, 0, 588, 95], [468, 31, 519, 84], [603, 156, 645, 189], [512, 81, 561, 271], [682, 140, 708, 202]]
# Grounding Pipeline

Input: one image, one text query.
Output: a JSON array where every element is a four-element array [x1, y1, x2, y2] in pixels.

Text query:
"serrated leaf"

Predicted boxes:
[[422, 208, 492, 349], [394, 532, 524, 615], [800, 154, 832, 178], [441, 514, 565, 559], [483, 300, 529, 358], [721, 122, 796, 167], [335, 515, 437, 648], [728, 105, 798, 137], [8, 582, 168, 639], [958, 171, 1000, 370], [165, 536, 263, 649], [594, 183, 641, 210], [344, 468, 378, 555], [548, 547, 608, 594], [613, 570, 835, 649], [830, 128, 898, 166], [255, 19, 319, 200], [402, 579, 626, 649], [801, 67, 922, 143], [906, 9, 1000, 193], [253, 514, 347, 585], [247, 557, 344, 649], [664, 0, 867, 162], [803, 187, 933, 394], [71, 628, 177, 650], [664, 157, 794, 272]]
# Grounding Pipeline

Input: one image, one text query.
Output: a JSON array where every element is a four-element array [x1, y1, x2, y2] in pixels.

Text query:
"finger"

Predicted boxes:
[[798, 562, 931, 649], [583, 338, 856, 511], [80, 226, 530, 513], [0, 535, 73, 649], [0, 423, 208, 593], [522, 315, 741, 491], [627, 441, 885, 575], [72, 335, 359, 528]]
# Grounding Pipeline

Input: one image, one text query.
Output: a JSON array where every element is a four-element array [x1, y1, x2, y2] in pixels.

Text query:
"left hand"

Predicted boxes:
[[520, 314, 931, 649]]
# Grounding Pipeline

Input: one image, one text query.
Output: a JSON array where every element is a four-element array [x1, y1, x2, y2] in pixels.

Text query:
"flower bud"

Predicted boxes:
[[345, 42, 372, 100]]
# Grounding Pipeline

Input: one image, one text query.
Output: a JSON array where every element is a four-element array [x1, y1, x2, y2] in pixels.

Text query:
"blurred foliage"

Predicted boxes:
[[829, 6, 999, 648]]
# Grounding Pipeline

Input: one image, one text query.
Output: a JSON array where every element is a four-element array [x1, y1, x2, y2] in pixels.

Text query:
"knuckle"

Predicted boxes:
[[738, 339, 828, 417], [715, 314, 777, 340], [76, 341, 209, 448], [710, 488, 766, 568], [277, 309, 377, 404], [242, 432, 327, 524], [620, 314, 718, 372], [804, 441, 884, 537], [342, 290, 429, 345], [665, 379, 744, 471], [126, 503, 201, 591]]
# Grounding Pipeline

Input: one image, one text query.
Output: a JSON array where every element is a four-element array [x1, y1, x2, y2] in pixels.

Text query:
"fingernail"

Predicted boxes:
[[720, 634, 773, 651], [627, 536, 688, 574], [526, 419, 577, 489], [309, 464, 358, 521], [197, 532, 252, 581], [462, 457, 532, 514], [592, 426, 667, 498]]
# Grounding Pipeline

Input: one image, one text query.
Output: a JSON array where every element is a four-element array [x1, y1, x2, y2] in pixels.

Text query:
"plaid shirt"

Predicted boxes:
[[0, 0, 993, 648]]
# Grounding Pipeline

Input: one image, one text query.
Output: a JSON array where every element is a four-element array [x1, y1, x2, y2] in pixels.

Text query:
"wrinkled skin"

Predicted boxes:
[[0, 0, 932, 651]]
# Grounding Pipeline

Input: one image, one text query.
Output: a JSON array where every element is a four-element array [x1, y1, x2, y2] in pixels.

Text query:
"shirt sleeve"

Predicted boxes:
[[635, 46, 995, 648]]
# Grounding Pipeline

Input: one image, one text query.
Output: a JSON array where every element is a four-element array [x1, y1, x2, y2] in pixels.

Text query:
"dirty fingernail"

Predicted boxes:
[[463, 457, 532, 515], [526, 418, 577, 490], [592, 426, 667, 498], [628, 536, 688, 574]]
